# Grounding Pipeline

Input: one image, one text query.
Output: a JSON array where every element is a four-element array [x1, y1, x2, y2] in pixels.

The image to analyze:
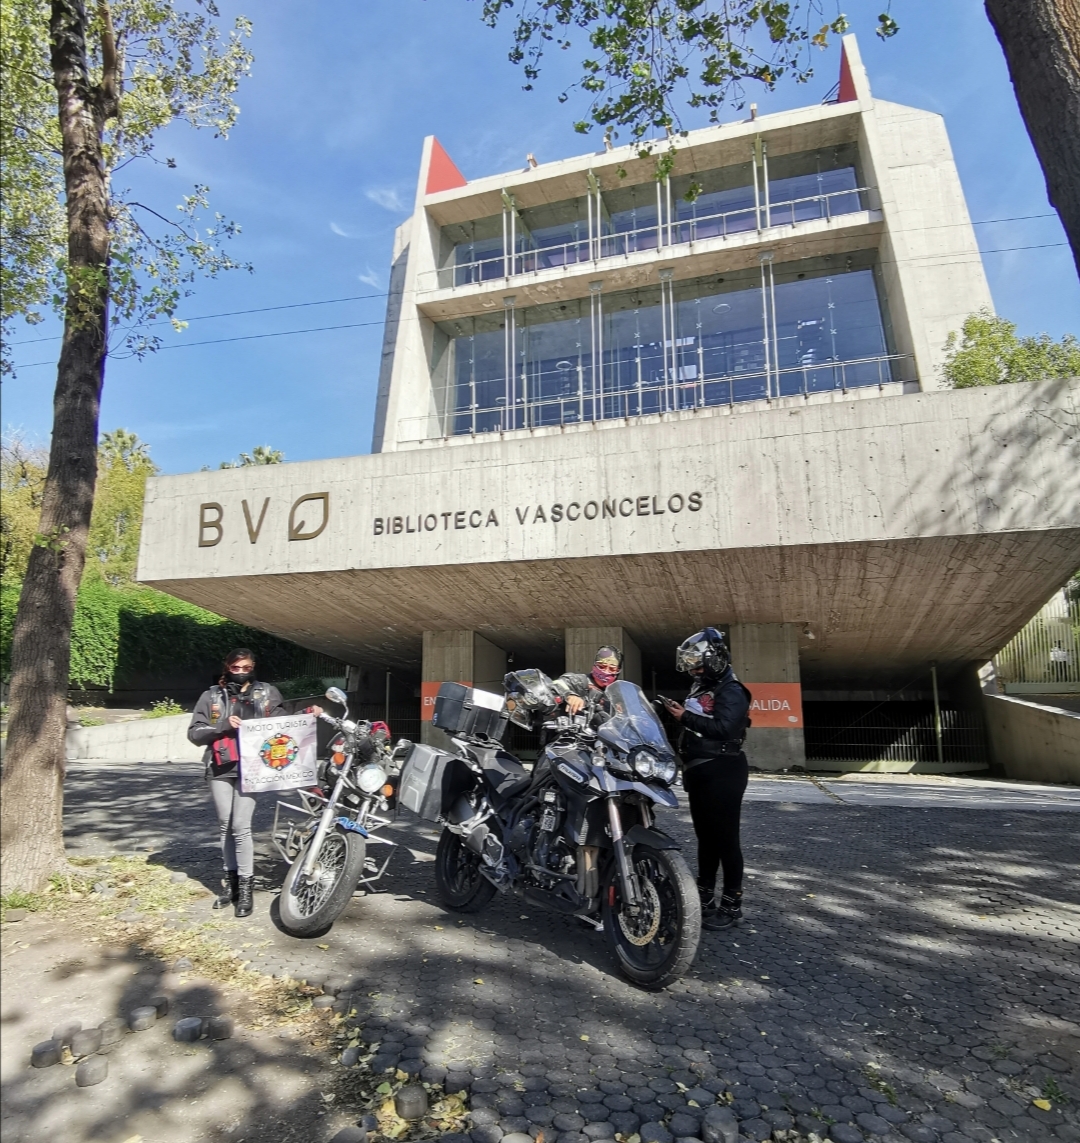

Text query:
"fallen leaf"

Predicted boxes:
[[317, 943, 329, 950], [473, 978, 484, 985], [806, 893, 816, 898], [688, 1100, 700, 1107], [434, 925, 444, 930], [396, 1068, 409, 1080], [580, 1034, 589, 1041], [376, 1082, 393, 1094], [1033, 1099, 1052, 1111], [867, 1062, 881, 1070], [760, 975, 770, 980]]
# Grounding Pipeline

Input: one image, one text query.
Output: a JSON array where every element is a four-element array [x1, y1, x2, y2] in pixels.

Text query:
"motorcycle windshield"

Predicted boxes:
[[598, 681, 675, 758]]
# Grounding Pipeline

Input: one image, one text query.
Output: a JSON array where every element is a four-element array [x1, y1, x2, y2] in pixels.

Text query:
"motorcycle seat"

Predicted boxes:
[[476, 748, 531, 804]]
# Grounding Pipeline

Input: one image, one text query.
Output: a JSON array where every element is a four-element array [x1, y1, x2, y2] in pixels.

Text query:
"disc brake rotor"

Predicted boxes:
[[617, 878, 661, 946]]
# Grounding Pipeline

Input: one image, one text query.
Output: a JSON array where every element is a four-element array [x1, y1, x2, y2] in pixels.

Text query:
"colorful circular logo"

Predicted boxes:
[[260, 733, 298, 770]]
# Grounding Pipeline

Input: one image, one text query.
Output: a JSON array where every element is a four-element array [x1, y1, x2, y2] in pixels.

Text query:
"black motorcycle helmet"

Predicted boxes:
[[675, 627, 730, 678], [503, 668, 559, 729]]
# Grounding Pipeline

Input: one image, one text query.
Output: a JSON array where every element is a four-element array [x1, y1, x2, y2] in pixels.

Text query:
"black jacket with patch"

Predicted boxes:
[[187, 681, 285, 776], [679, 667, 752, 766]]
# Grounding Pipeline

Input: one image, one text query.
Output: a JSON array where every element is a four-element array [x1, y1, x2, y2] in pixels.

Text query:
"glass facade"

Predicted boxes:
[[434, 252, 901, 436], [438, 145, 869, 288]]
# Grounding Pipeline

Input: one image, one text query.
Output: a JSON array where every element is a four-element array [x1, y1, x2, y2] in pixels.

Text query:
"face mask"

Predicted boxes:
[[225, 669, 254, 686], [591, 666, 619, 687]]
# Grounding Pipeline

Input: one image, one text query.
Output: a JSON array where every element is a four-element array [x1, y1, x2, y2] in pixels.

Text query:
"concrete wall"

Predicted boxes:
[[730, 623, 805, 771], [65, 714, 203, 764], [983, 694, 1080, 785]]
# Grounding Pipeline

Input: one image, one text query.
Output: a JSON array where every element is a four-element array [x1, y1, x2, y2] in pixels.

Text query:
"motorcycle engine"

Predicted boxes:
[[531, 786, 572, 879]]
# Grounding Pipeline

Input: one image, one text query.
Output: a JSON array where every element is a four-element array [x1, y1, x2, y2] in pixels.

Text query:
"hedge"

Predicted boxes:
[[2, 579, 308, 691]]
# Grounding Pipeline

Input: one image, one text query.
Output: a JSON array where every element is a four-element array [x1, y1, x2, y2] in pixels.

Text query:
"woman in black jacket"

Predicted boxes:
[[187, 648, 296, 917], [658, 628, 751, 931]]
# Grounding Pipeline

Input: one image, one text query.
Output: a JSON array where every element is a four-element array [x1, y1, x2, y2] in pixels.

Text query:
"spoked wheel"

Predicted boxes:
[[278, 827, 366, 936], [434, 827, 496, 912], [602, 844, 701, 988]]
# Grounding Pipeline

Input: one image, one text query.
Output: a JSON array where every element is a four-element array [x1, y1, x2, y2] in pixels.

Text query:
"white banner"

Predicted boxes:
[[239, 713, 318, 794]]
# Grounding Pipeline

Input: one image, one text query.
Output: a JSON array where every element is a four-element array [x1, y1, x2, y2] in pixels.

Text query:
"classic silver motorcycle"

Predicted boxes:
[[273, 687, 408, 936]]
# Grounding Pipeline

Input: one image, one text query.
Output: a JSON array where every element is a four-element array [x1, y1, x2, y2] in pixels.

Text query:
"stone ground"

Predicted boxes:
[[3, 763, 1078, 1143]]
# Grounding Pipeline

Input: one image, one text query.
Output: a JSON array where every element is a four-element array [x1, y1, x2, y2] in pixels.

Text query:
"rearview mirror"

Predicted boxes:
[[325, 686, 347, 706]]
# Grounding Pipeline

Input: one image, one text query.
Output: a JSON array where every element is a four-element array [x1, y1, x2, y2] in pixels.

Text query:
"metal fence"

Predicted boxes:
[[993, 591, 1079, 693], [804, 702, 988, 767]]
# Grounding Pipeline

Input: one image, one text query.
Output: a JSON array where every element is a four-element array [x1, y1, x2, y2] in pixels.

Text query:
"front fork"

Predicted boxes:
[[300, 756, 354, 881], [606, 796, 643, 908]]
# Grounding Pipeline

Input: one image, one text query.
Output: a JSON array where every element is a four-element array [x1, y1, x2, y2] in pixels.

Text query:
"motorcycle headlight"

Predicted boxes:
[[632, 750, 658, 780], [356, 763, 387, 794], [655, 755, 677, 785]]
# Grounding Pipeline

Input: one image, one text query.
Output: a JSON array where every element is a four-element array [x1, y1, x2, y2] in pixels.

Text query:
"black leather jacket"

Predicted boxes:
[[679, 667, 751, 767]]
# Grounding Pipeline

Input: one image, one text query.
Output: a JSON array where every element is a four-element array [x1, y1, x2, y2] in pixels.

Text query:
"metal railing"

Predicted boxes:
[[805, 705, 988, 767], [424, 186, 875, 292], [401, 352, 915, 440], [993, 591, 1079, 693]]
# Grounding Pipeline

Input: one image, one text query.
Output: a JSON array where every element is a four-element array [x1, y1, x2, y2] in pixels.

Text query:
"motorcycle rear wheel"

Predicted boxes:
[[434, 828, 497, 912], [602, 844, 700, 989], [278, 827, 366, 936]]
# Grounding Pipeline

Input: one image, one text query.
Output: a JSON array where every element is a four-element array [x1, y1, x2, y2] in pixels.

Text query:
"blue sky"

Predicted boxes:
[[5, 0, 1078, 474]]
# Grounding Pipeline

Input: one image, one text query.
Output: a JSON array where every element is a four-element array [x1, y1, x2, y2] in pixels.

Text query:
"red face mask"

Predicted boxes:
[[591, 666, 619, 688]]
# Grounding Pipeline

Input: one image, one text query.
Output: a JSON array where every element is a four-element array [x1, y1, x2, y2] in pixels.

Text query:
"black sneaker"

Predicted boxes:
[[697, 884, 717, 920], [702, 901, 742, 931]]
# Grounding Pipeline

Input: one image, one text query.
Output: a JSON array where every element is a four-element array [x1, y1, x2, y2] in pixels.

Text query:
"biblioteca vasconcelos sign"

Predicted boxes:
[[196, 490, 705, 547]]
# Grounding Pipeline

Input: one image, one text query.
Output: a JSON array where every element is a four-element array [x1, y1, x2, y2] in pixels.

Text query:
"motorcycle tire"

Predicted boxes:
[[434, 827, 497, 913], [278, 826, 366, 937], [601, 843, 701, 989]]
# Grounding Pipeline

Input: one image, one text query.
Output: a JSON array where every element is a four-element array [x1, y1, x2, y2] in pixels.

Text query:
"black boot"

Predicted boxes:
[[697, 882, 717, 920], [234, 875, 254, 918], [703, 891, 742, 931], [214, 871, 239, 910]]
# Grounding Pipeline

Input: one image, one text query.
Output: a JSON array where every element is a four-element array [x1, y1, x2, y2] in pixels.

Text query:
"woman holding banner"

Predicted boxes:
[[188, 648, 320, 918]]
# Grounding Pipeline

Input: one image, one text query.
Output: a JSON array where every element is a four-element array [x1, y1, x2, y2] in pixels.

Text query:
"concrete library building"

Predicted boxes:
[[138, 37, 1079, 771]]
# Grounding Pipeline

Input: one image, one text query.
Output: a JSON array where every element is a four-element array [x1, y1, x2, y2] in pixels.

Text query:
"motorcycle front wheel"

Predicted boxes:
[[602, 844, 701, 989], [434, 827, 497, 912], [278, 826, 366, 937]]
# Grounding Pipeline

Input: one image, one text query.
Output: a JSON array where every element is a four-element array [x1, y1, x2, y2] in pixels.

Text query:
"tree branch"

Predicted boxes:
[[96, 0, 119, 119]]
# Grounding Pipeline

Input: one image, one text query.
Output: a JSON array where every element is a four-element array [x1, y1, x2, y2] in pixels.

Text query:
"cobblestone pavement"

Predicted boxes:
[[64, 763, 1080, 1143]]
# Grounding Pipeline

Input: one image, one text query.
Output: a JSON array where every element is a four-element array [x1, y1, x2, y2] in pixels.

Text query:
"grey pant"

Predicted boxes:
[[208, 774, 258, 877]]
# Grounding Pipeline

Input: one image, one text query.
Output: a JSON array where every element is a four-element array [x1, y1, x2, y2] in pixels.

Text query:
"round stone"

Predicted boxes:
[[876, 1104, 908, 1124], [173, 1018, 203, 1042], [470, 1126, 502, 1143], [738, 1120, 771, 1142], [51, 1021, 82, 1046], [31, 1040, 61, 1068], [501, 1135, 534, 1143], [554, 1113, 586, 1132], [669, 1113, 701, 1137], [170, 871, 189, 883], [340, 1045, 361, 1067], [701, 1106, 739, 1143], [898, 1126, 937, 1143], [395, 1084, 429, 1120], [857, 1113, 892, 1134], [98, 1017, 126, 1046], [525, 1106, 555, 1126], [128, 1006, 156, 1031], [70, 1027, 103, 1057], [640, 1125, 673, 1143], [471, 1107, 501, 1127], [329, 1129, 367, 1143], [603, 1095, 633, 1112], [174, 957, 194, 972], [149, 994, 170, 1018], [4, 908, 28, 922], [209, 1016, 234, 1040], [313, 994, 337, 1008], [828, 1125, 865, 1143], [76, 1055, 109, 1087]]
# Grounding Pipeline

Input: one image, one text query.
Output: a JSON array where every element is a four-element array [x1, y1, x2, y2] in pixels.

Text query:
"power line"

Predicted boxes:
[[3, 214, 1064, 348], [8, 289, 391, 347], [7, 242, 1072, 371]]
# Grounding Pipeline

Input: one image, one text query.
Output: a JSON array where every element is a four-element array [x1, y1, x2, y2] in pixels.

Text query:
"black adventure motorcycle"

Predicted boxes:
[[398, 672, 700, 988]]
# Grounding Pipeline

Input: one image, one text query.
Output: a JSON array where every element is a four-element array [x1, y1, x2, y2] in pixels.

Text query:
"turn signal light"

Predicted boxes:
[[382, 783, 395, 798], [332, 752, 345, 766]]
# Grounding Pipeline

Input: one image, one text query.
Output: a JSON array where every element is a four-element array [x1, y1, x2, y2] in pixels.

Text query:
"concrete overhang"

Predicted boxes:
[[415, 212, 885, 322], [422, 104, 865, 227], [138, 381, 1080, 690]]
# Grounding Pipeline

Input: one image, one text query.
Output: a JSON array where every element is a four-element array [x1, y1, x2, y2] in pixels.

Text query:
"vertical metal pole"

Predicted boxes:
[[759, 255, 772, 398], [762, 140, 771, 229], [665, 176, 673, 246], [385, 670, 391, 726], [503, 296, 516, 430], [930, 662, 945, 767], [659, 269, 674, 412], [752, 142, 762, 231], [502, 197, 510, 279], [768, 258, 779, 397], [656, 181, 664, 249], [590, 281, 604, 420]]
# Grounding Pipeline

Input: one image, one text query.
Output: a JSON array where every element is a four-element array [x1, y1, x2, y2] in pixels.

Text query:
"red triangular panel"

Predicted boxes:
[[425, 138, 468, 195], [837, 43, 858, 102]]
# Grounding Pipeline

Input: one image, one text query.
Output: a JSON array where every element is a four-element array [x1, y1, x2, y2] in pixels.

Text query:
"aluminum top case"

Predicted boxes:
[[432, 682, 509, 741]]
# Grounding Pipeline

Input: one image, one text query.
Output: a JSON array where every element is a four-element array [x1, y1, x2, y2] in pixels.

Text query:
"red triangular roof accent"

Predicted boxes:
[[837, 42, 858, 102], [426, 138, 468, 195]]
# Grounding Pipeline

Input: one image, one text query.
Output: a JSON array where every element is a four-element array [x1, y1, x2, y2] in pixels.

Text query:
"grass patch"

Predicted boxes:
[[144, 697, 185, 718]]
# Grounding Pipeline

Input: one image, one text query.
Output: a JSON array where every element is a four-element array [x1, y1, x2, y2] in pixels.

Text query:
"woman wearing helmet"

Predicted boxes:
[[658, 628, 751, 931], [552, 646, 623, 719]]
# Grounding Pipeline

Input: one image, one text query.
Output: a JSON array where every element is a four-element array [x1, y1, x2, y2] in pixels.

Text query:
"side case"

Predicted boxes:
[[398, 742, 472, 821]]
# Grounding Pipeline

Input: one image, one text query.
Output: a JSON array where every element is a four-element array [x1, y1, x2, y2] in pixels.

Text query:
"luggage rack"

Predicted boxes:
[[271, 789, 398, 891]]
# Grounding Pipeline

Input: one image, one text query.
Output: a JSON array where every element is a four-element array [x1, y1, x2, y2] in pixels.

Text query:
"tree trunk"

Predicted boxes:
[[0, 0, 113, 893], [985, 0, 1080, 278]]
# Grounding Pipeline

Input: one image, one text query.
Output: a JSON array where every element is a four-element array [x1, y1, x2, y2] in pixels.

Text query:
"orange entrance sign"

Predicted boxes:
[[746, 682, 803, 728], [420, 680, 471, 722]]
